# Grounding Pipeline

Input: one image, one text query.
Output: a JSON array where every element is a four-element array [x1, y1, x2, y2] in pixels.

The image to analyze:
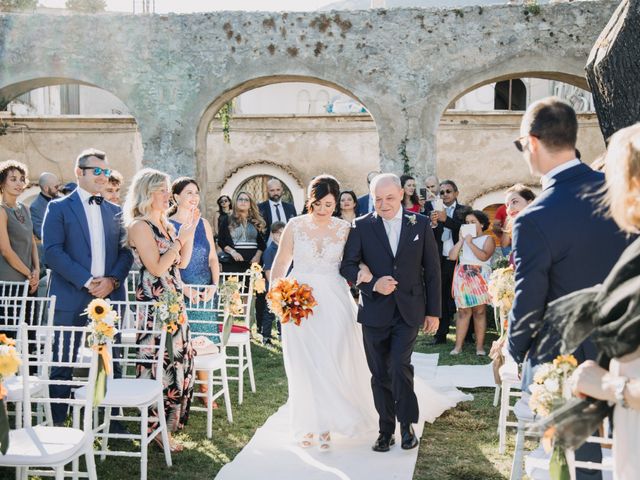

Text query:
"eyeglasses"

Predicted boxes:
[[440, 189, 453, 195], [237, 198, 250, 202], [79, 166, 112, 177], [514, 134, 539, 152]]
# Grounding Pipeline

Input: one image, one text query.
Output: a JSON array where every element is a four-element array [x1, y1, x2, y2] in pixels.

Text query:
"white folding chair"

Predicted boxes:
[[219, 272, 256, 405], [0, 280, 29, 337], [0, 323, 98, 480], [183, 283, 233, 438], [4, 295, 57, 429], [126, 270, 140, 300], [509, 394, 541, 480], [74, 300, 172, 480], [497, 349, 522, 454]]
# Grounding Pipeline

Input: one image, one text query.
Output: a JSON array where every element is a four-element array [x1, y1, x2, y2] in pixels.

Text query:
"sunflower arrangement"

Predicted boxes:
[[488, 265, 516, 329], [0, 333, 20, 454], [154, 289, 187, 363], [528, 354, 578, 480], [83, 299, 120, 406], [249, 263, 266, 294], [266, 278, 318, 326]]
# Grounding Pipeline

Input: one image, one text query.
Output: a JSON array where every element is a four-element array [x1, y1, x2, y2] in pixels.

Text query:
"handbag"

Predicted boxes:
[[217, 251, 233, 264]]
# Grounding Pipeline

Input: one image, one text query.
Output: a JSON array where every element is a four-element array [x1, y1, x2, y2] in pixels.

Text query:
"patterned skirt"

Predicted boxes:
[[452, 264, 492, 308]]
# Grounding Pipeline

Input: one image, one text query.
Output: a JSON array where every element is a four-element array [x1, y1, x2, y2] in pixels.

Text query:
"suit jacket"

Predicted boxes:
[[340, 210, 441, 327], [258, 200, 296, 238], [432, 203, 469, 257], [29, 193, 50, 240], [508, 163, 629, 366], [42, 191, 133, 312], [357, 194, 372, 216]]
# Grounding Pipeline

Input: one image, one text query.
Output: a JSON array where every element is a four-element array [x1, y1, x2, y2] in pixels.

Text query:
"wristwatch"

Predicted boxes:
[[612, 376, 630, 408], [109, 277, 121, 289]]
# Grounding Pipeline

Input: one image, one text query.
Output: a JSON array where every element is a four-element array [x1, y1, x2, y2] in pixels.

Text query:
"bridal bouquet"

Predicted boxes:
[[488, 265, 515, 330], [529, 354, 578, 480], [267, 278, 318, 326], [154, 289, 187, 363], [0, 333, 20, 454], [84, 299, 119, 406]]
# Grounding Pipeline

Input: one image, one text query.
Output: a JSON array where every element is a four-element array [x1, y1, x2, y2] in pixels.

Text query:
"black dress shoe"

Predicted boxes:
[[428, 338, 447, 345], [400, 423, 418, 450], [372, 432, 395, 452]]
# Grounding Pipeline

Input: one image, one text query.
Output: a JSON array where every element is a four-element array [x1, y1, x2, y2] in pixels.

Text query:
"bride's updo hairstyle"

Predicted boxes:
[[306, 175, 340, 213]]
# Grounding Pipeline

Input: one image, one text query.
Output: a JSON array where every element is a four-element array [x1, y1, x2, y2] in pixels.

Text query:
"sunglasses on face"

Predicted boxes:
[[79, 166, 112, 177], [514, 134, 539, 152], [440, 189, 453, 195], [220, 199, 230, 203]]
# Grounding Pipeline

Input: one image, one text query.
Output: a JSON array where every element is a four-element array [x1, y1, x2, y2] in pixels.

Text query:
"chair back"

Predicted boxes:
[[183, 284, 232, 347], [19, 323, 98, 433], [0, 280, 29, 336], [107, 300, 167, 382], [126, 270, 141, 300], [218, 272, 255, 330]]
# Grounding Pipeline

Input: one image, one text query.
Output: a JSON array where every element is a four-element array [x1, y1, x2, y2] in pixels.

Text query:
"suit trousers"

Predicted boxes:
[[435, 257, 457, 342], [362, 307, 420, 435]]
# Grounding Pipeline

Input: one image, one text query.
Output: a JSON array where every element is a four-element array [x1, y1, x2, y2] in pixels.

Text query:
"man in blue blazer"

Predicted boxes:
[[508, 98, 628, 480], [341, 174, 441, 452], [42, 148, 133, 425], [356, 170, 381, 215]]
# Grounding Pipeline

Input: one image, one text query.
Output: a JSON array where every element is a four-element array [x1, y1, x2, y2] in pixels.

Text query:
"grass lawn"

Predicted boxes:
[[2, 323, 524, 479]]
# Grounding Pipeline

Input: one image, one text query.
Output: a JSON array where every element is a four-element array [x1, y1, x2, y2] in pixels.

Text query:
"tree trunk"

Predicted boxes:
[[586, 0, 640, 141]]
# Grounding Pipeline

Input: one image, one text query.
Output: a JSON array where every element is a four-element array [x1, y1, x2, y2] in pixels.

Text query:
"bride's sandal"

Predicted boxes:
[[299, 433, 314, 448], [319, 431, 331, 452]]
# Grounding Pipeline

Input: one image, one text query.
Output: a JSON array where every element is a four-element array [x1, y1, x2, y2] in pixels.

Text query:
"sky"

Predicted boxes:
[[38, 0, 332, 13]]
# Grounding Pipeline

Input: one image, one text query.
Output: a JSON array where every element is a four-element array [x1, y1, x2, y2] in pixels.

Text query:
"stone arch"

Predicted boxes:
[[195, 74, 383, 215], [220, 162, 305, 212], [470, 185, 541, 211], [494, 79, 527, 111]]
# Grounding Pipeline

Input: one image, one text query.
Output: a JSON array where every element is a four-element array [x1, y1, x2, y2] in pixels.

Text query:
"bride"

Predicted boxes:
[[269, 175, 469, 451]]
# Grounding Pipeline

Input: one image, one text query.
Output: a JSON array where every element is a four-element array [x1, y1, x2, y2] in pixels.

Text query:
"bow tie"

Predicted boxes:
[[89, 195, 104, 206]]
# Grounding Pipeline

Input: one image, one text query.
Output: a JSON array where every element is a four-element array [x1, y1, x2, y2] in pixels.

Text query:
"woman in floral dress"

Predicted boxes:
[[123, 168, 199, 452]]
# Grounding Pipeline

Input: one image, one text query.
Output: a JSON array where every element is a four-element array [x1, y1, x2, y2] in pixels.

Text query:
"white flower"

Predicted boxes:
[[543, 378, 560, 393], [405, 214, 417, 226]]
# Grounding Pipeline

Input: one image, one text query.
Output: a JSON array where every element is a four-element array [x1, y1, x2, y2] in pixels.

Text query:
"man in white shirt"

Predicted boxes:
[[258, 178, 296, 240], [42, 148, 133, 425]]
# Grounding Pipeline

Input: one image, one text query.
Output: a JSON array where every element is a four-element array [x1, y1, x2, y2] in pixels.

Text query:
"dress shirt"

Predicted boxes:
[[269, 200, 287, 224], [441, 201, 457, 257], [541, 158, 581, 190], [77, 187, 105, 287], [382, 207, 403, 256], [368, 195, 374, 214]]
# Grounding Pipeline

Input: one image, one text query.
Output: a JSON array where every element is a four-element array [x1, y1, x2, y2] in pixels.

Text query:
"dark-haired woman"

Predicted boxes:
[[448, 210, 496, 356], [214, 195, 232, 240], [337, 190, 358, 223], [400, 175, 421, 213], [217, 192, 266, 273]]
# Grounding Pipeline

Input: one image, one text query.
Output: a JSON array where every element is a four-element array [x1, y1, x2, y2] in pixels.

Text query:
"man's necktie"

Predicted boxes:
[[273, 204, 282, 222], [89, 195, 104, 206]]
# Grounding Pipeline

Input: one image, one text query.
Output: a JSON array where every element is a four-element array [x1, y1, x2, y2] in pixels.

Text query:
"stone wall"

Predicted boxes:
[[0, 1, 619, 216], [3, 112, 604, 210]]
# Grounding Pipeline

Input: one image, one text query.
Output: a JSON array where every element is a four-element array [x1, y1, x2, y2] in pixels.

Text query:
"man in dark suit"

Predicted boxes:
[[341, 173, 441, 453], [508, 98, 628, 480], [356, 170, 381, 216], [30, 172, 61, 269], [430, 180, 469, 345], [42, 148, 133, 425], [257, 178, 296, 239]]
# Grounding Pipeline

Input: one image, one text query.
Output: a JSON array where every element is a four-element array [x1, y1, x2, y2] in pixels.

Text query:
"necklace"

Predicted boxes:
[[1, 202, 25, 224]]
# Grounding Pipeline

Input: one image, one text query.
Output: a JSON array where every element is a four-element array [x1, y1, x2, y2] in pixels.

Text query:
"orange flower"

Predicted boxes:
[[266, 278, 317, 327]]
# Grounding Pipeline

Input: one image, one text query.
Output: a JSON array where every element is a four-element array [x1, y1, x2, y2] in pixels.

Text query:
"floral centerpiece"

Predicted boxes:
[[84, 299, 119, 406], [154, 290, 187, 363], [0, 333, 20, 454], [488, 265, 515, 331], [218, 276, 246, 344], [267, 278, 318, 326], [528, 354, 578, 480]]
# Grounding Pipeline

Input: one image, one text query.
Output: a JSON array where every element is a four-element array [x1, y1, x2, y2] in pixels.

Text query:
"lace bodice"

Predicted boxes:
[[290, 215, 351, 276]]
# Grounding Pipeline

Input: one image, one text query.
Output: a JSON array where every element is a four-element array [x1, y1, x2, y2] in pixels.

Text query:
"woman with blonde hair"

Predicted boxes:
[[217, 190, 267, 273], [123, 168, 199, 452]]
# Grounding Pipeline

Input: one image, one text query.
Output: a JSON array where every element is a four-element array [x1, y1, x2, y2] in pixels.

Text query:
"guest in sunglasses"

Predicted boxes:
[[42, 148, 133, 425], [430, 180, 470, 345]]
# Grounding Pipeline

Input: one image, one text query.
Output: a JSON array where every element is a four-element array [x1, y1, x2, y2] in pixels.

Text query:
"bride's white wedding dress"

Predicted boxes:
[[281, 214, 470, 441]]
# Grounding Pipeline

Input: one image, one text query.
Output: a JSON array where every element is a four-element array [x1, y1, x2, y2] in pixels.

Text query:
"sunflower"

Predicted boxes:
[[0, 346, 21, 378], [169, 303, 181, 314], [87, 298, 110, 321], [250, 263, 263, 273]]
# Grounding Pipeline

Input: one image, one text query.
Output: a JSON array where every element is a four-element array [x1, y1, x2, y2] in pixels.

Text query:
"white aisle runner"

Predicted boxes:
[[215, 354, 472, 480]]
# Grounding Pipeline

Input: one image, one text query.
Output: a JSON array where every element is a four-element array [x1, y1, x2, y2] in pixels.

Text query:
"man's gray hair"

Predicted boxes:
[[370, 173, 401, 194], [267, 177, 283, 188], [38, 172, 57, 189], [76, 148, 107, 168]]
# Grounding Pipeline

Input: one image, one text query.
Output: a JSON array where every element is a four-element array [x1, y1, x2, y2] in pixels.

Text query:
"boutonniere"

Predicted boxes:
[[405, 214, 417, 226]]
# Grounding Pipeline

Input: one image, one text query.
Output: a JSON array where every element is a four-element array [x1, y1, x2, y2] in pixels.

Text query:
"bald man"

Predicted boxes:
[[30, 172, 61, 267], [257, 178, 297, 240]]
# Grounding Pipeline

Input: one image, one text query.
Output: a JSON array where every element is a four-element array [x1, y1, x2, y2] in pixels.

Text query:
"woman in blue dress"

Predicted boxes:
[[169, 177, 221, 405]]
